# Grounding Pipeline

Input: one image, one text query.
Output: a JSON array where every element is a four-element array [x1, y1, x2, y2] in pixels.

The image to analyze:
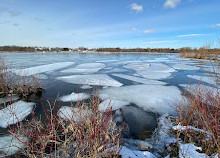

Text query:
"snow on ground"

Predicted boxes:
[[59, 92, 90, 102], [99, 85, 182, 114], [119, 146, 156, 158], [172, 64, 200, 71], [0, 101, 35, 128], [112, 74, 167, 85], [0, 95, 19, 104], [57, 106, 90, 122], [80, 85, 92, 89], [61, 63, 105, 74], [98, 99, 129, 112], [187, 75, 217, 85], [9, 62, 74, 76], [57, 74, 123, 87], [179, 143, 209, 158], [0, 135, 27, 156], [137, 63, 175, 80]]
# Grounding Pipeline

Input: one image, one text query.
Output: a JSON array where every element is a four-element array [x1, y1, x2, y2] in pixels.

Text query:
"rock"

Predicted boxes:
[[135, 140, 153, 151]]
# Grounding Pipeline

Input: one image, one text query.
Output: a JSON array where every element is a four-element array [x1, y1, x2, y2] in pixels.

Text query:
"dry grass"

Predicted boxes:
[[175, 84, 220, 156], [9, 96, 123, 157], [0, 58, 42, 100]]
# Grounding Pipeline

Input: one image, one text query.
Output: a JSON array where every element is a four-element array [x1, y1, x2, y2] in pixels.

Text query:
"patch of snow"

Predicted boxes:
[[98, 99, 129, 112], [59, 92, 90, 102], [187, 75, 217, 85], [61, 63, 105, 74], [0, 95, 19, 104], [57, 106, 90, 122], [99, 85, 182, 114], [112, 74, 167, 85], [80, 85, 92, 89], [172, 64, 200, 71], [10, 62, 74, 76], [119, 146, 156, 158], [179, 143, 209, 158], [0, 135, 27, 156], [57, 74, 123, 87], [0, 101, 35, 128]]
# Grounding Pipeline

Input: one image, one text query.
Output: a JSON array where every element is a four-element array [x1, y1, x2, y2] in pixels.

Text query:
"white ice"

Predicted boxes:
[[59, 92, 90, 102], [61, 63, 105, 74], [0, 95, 19, 104], [120, 146, 156, 158], [187, 75, 217, 85], [123, 63, 150, 71], [172, 64, 200, 71], [98, 99, 129, 112], [99, 85, 182, 114], [0, 135, 27, 156], [112, 74, 167, 85], [57, 74, 123, 87], [57, 106, 90, 122], [179, 143, 209, 158], [9, 62, 74, 76], [0, 100, 35, 128], [105, 68, 127, 73], [80, 85, 92, 89]]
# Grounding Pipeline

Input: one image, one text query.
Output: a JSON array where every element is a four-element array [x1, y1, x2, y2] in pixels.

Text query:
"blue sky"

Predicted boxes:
[[0, 0, 220, 48]]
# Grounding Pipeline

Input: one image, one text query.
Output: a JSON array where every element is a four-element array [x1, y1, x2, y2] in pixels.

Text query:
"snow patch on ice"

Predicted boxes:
[[0, 101, 35, 128], [98, 99, 129, 112], [0, 135, 27, 156], [99, 85, 182, 114], [61, 63, 105, 74], [59, 92, 90, 102], [10, 62, 74, 76], [112, 74, 167, 85], [57, 74, 123, 87]]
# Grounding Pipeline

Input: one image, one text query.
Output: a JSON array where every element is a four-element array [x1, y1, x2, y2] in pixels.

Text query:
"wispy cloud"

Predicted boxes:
[[144, 30, 155, 34], [13, 23, 20, 27], [210, 24, 220, 28], [130, 3, 143, 13], [145, 40, 177, 44], [131, 28, 136, 31], [0, 7, 22, 17], [177, 34, 206, 37], [164, 0, 181, 8]]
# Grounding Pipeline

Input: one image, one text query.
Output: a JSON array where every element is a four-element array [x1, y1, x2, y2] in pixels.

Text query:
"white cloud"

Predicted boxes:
[[177, 34, 206, 37], [211, 24, 220, 28], [144, 30, 155, 34], [145, 40, 177, 44], [164, 0, 181, 8], [130, 3, 143, 12], [131, 28, 136, 31]]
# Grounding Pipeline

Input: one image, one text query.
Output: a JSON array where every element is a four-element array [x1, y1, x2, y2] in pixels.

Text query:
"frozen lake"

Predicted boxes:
[[0, 52, 219, 139]]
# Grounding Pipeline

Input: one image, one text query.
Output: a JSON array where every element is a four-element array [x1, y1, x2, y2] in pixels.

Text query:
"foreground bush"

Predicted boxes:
[[9, 97, 123, 157], [176, 85, 220, 156]]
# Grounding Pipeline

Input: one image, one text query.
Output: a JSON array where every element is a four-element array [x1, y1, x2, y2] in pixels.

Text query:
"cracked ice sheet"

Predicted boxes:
[[99, 99, 130, 112], [0, 135, 27, 156], [112, 74, 167, 85], [99, 85, 182, 114], [137, 63, 175, 80], [9, 62, 74, 76], [61, 63, 105, 73], [123, 63, 150, 71], [187, 75, 217, 86], [59, 92, 90, 102], [57, 74, 123, 87], [120, 146, 156, 158], [0, 101, 35, 128], [172, 64, 200, 71]]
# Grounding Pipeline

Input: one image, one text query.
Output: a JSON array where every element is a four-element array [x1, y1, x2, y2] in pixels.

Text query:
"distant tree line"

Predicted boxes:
[[0, 45, 219, 54]]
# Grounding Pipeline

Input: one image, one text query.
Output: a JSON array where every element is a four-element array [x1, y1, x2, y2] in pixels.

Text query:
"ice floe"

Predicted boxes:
[[57, 74, 123, 87], [61, 63, 105, 74], [98, 99, 129, 112], [172, 64, 200, 71], [123, 63, 150, 71], [179, 143, 209, 158], [10, 62, 74, 76], [0, 135, 27, 156], [57, 106, 90, 122], [187, 75, 217, 85], [112, 74, 167, 85], [0, 95, 19, 104], [99, 85, 182, 114], [59, 92, 90, 102], [0, 101, 35, 128], [119, 146, 156, 158]]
